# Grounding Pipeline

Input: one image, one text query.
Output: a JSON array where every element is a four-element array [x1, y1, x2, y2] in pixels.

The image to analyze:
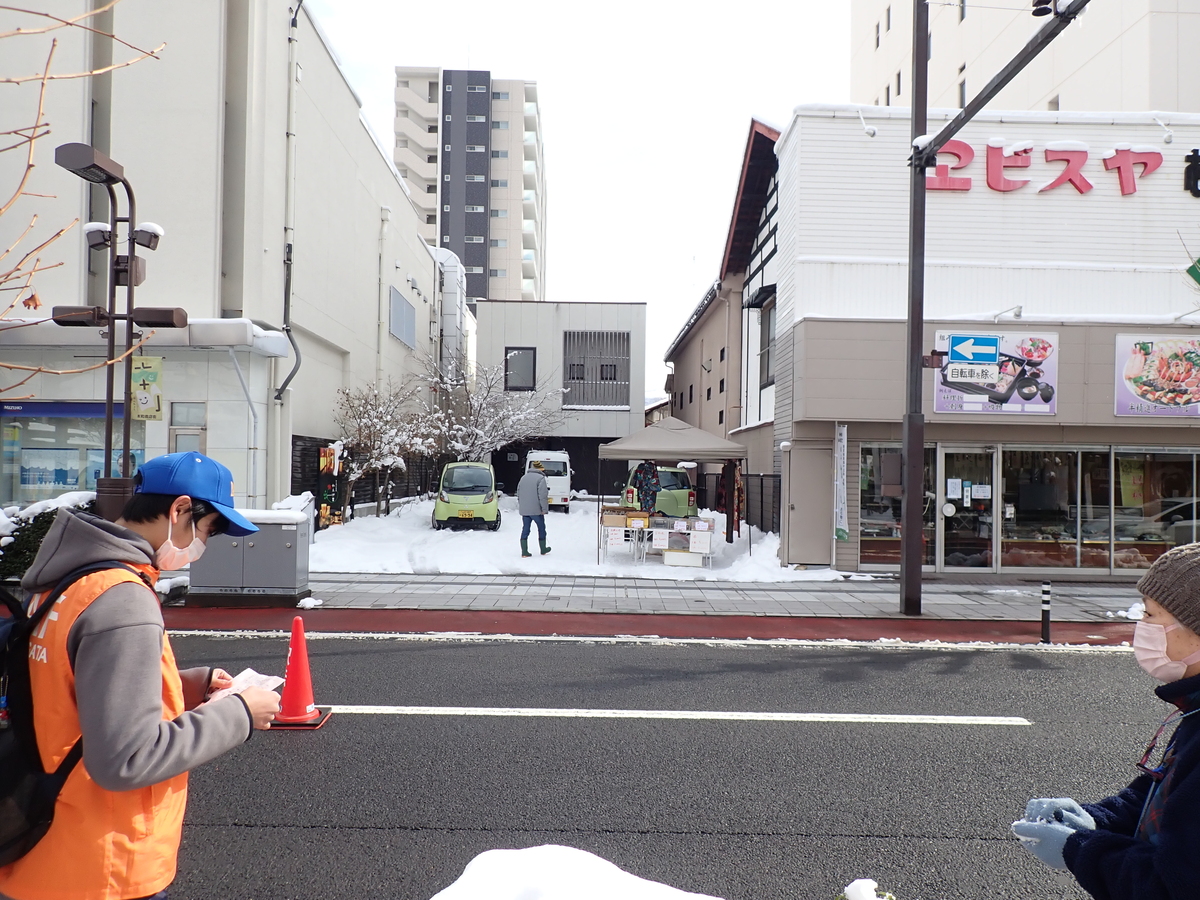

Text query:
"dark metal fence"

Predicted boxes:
[[695, 472, 781, 534]]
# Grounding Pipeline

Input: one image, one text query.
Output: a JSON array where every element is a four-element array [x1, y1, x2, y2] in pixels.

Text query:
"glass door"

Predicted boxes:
[[939, 448, 997, 571]]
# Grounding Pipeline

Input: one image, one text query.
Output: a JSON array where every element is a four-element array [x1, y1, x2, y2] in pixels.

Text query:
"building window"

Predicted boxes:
[[426, 215, 436, 225], [718, 410, 724, 425], [859, 445, 937, 566], [466, 115, 486, 122], [442, 205, 450, 212], [960, 0, 966, 19], [464, 266, 483, 274], [465, 235, 484, 243], [465, 205, 484, 212], [492, 150, 508, 158], [719, 347, 725, 362], [444, 144, 451, 150], [719, 378, 725, 393], [875, 21, 880, 48], [886, 5, 891, 29], [493, 91, 509, 99], [490, 238, 507, 247], [467, 84, 486, 93], [444, 174, 451, 181], [426, 185, 437, 193], [444, 114, 452, 121], [443, 235, 450, 243], [466, 144, 485, 152], [389, 286, 416, 349], [759, 301, 776, 388], [429, 125, 438, 134], [504, 347, 536, 391], [492, 121, 509, 129], [490, 179, 508, 188], [958, 66, 967, 108], [706, 387, 712, 401], [489, 269, 506, 277], [446, 84, 452, 91], [491, 209, 507, 217], [896, 71, 901, 97], [562, 331, 631, 407], [689, 385, 694, 404], [885, 84, 890, 106], [466, 174, 485, 182]]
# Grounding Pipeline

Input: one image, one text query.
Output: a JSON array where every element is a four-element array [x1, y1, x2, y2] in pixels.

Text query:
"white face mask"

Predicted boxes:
[[155, 512, 206, 570], [1133, 621, 1200, 682]]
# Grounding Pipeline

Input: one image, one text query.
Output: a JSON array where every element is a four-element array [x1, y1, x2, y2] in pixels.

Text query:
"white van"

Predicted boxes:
[[525, 450, 572, 512]]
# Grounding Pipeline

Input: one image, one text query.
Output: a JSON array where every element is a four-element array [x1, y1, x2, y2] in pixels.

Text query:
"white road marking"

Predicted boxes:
[[327, 705, 1031, 726], [169, 629, 1133, 653]]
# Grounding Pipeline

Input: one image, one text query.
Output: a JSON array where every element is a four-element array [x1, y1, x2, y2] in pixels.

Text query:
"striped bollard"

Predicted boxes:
[[1040, 581, 1051, 644]]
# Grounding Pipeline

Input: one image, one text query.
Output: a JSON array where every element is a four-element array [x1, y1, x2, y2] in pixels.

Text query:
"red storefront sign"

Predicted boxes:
[[927, 139, 1163, 196]]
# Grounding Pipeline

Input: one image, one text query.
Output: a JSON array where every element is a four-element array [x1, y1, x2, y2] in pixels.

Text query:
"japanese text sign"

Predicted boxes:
[[1114, 335, 1200, 417], [934, 332, 1058, 415], [131, 356, 163, 421]]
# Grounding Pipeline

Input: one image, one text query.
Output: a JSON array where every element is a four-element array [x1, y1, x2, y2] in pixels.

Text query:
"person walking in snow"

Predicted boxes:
[[1012, 543, 1200, 899], [517, 460, 551, 558]]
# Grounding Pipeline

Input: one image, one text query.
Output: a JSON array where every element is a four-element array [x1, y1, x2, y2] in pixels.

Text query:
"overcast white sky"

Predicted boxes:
[[305, 1, 851, 402]]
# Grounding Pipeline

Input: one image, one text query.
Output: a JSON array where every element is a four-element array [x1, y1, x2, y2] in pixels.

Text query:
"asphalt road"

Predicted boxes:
[[169, 634, 1162, 900]]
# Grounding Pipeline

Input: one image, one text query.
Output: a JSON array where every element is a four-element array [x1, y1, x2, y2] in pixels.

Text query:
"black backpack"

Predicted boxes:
[[0, 561, 139, 867]]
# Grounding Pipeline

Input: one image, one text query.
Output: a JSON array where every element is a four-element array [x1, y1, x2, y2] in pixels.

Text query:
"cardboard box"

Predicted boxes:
[[601, 514, 627, 527], [626, 516, 649, 529]]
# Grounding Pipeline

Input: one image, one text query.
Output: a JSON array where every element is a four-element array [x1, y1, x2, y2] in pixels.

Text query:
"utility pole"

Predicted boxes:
[[899, 0, 1093, 615]]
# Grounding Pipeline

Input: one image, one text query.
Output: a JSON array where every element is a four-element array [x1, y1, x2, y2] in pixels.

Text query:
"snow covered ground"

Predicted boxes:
[[310, 496, 867, 583], [430, 846, 722, 900]]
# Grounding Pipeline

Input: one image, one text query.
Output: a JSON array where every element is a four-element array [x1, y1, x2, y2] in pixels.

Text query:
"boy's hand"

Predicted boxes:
[[208, 668, 234, 694], [238, 686, 281, 730]]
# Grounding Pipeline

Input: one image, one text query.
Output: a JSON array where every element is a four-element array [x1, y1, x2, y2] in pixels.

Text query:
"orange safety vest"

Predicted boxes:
[[0, 564, 188, 900]]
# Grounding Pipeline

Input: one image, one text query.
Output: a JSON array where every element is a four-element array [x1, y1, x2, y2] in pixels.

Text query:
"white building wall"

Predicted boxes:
[[777, 105, 1200, 323], [473, 301, 645, 438], [851, 0, 1200, 114]]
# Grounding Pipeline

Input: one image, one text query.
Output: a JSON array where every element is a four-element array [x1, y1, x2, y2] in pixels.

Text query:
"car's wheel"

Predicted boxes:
[[432, 515, 443, 531], [488, 512, 502, 532]]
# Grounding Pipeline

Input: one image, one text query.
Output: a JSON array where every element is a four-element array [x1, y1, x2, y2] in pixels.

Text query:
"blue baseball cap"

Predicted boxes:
[[134, 452, 258, 536]]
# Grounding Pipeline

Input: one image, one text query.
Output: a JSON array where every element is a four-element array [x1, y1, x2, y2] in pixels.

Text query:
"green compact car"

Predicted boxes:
[[621, 466, 698, 518], [432, 462, 502, 531]]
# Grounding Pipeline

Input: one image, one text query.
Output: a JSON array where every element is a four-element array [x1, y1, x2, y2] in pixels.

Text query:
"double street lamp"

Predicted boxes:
[[52, 143, 188, 519]]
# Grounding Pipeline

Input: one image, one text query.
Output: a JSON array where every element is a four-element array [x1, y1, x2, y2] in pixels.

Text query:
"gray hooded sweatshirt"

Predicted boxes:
[[18, 508, 253, 793]]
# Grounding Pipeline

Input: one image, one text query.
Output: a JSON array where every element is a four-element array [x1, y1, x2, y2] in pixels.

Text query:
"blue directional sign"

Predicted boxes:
[[948, 334, 1000, 364]]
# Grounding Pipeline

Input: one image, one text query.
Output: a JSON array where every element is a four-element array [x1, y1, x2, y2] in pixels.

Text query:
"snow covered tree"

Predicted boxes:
[[421, 352, 564, 463], [332, 379, 436, 516]]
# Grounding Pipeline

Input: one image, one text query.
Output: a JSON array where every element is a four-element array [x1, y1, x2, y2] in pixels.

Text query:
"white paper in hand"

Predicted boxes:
[[207, 667, 284, 703]]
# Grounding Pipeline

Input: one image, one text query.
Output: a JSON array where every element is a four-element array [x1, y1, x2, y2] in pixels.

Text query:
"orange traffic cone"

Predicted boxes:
[[272, 616, 332, 730]]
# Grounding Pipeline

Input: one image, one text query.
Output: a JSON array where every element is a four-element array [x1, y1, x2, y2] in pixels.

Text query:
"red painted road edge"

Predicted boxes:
[[163, 607, 1135, 646]]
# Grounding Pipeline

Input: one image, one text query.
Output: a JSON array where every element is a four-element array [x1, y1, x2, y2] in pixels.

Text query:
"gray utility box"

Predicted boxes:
[[187, 509, 311, 607]]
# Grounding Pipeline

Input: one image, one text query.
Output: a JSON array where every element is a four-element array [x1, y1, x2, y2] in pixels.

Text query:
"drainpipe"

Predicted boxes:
[[274, 1, 304, 402], [229, 348, 260, 506], [377, 206, 391, 385]]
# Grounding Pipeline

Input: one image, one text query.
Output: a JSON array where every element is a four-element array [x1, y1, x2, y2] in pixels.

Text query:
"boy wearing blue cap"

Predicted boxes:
[[0, 452, 280, 900]]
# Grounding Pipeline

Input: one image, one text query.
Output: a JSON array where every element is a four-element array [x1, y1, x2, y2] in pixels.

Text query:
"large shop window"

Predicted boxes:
[[859, 445, 936, 566], [1, 402, 146, 508], [1113, 452, 1195, 569], [759, 302, 776, 389]]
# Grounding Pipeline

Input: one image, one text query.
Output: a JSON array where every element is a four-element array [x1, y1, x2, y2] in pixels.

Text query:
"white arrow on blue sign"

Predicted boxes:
[[948, 334, 1000, 364]]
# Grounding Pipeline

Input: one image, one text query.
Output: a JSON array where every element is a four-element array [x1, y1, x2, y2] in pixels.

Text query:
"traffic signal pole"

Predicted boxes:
[[899, 0, 1093, 616]]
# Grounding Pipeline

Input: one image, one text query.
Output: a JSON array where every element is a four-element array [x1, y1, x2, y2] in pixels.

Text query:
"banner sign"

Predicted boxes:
[[934, 331, 1058, 415], [131, 356, 164, 421], [833, 424, 848, 542], [1114, 335, 1200, 417]]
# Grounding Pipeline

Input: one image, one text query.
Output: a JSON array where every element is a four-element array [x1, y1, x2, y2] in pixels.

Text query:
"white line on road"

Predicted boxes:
[[326, 705, 1031, 726]]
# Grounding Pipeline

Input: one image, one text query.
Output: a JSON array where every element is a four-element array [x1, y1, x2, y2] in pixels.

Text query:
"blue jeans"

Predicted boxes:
[[521, 515, 546, 542]]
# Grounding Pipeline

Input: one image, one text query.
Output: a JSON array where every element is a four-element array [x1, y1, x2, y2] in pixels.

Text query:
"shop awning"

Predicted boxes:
[[598, 416, 748, 461]]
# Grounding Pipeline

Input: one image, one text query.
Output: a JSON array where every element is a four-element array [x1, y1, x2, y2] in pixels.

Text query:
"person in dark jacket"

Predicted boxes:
[[516, 460, 551, 558], [1012, 543, 1200, 900]]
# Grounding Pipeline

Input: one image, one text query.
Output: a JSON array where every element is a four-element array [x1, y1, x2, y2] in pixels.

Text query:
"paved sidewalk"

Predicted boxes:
[[305, 572, 1143, 622]]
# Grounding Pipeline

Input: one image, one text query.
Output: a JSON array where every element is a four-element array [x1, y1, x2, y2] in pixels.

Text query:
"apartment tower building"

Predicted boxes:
[[394, 67, 546, 303]]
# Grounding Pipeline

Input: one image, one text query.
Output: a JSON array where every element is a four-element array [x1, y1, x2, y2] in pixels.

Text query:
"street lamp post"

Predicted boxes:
[[53, 143, 184, 520]]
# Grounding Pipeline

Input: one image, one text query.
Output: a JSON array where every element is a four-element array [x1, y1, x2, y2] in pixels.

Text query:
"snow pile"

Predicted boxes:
[[273, 491, 314, 511], [429, 846, 722, 900], [310, 497, 863, 582], [155, 575, 190, 596], [1107, 600, 1145, 620], [297, 597, 324, 609], [839, 879, 896, 900], [0, 491, 96, 556]]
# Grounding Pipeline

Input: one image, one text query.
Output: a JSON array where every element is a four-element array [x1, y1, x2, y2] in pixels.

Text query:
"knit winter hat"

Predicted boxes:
[[1137, 543, 1200, 636], [531, 461, 545, 470]]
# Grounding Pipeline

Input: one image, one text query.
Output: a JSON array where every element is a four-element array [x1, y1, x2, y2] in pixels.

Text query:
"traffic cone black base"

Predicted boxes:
[[270, 707, 333, 730]]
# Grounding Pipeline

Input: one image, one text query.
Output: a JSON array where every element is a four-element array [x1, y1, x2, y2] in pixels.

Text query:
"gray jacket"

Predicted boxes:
[[516, 470, 549, 516], [20, 508, 253, 793]]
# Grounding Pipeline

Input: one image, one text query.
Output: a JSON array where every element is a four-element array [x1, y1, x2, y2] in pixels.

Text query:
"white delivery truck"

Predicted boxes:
[[525, 450, 572, 512]]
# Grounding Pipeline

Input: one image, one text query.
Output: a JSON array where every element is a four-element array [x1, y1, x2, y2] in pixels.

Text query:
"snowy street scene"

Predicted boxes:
[[3, 0, 1199, 899]]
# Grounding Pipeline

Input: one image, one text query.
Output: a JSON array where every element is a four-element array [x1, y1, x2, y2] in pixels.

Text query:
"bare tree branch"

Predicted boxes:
[[0, 42, 164, 85], [0, 37, 54, 218], [0, 1, 159, 61]]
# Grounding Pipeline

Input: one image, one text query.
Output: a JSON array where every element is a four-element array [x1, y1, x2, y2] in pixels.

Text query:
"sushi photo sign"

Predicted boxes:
[[1115, 335, 1200, 417], [933, 331, 1059, 415]]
